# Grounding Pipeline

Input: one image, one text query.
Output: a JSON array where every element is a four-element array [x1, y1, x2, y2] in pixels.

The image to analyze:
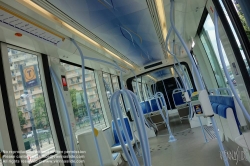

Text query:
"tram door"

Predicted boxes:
[[0, 43, 85, 166], [0, 82, 14, 166], [49, 57, 81, 159]]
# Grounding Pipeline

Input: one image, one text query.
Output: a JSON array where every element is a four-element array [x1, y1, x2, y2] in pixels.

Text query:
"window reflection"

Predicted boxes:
[[200, 14, 241, 95]]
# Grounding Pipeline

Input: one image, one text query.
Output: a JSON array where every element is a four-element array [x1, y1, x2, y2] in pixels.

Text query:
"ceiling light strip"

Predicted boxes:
[[147, 74, 157, 82], [155, 0, 167, 41]]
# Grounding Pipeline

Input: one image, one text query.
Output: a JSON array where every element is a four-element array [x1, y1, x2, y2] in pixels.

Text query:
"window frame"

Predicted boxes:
[[102, 72, 127, 114], [199, 21, 225, 89], [60, 59, 108, 132], [211, 0, 250, 96], [102, 72, 114, 103]]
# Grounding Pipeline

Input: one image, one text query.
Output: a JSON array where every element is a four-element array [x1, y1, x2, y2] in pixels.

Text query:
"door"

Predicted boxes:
[[0, 43, 64, 166], [0, 76, 15, 166]]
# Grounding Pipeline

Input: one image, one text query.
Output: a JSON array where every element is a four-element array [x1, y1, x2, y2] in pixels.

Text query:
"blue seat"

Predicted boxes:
[[209, 95, 241, 130], [212, 103, 220, 114], [213, 102, 242, 135], [217, 104, 229, 118], [140, 101, 151, 114], [150, 98, 163, 111], [173, 92, 185, 106], [111, 117, 134, 148]]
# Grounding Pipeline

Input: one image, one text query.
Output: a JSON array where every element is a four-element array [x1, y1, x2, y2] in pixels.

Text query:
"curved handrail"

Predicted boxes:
[[217, 88, 232, 96]]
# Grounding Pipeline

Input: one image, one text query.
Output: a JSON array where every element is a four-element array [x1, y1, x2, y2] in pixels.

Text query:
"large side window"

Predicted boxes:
[[7, 48, 55, 163], [199, 14, 241, 95], [102, 72, 113, 104], [219, 0, 250, 77], [111, 75, 126, 114], [61, 63, 107, 134], [132, 80, 142, 101]]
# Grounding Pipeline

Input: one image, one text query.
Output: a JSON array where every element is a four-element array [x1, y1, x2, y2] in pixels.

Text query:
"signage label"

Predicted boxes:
[[21, 65, 39, 89]]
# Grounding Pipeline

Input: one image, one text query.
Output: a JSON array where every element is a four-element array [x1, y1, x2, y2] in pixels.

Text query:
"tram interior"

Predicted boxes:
[[0, 0, 250, 166]]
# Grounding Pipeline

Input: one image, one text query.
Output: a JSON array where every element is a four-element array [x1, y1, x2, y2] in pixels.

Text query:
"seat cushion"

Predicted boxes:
[[218, 104, 228, 118]]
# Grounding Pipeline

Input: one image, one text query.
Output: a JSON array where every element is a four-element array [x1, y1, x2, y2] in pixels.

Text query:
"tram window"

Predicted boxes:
[[111, 75, 126, 115], [61, 63, 107, 135], [230, 1, 250, 42], [200, 14, 241, 96], [7, 48, 55, 163], [181, 65, 193, 89], [102, 72, 113, 103], [132, 81, 139, 98], [138, 83, 143, 101], [139, 83, 147, 101], [219, 0, 250, 77], [142, 83, 149, 99]]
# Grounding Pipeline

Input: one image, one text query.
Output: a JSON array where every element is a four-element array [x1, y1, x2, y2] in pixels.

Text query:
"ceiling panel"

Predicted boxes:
[[46, 0, 165, 66]]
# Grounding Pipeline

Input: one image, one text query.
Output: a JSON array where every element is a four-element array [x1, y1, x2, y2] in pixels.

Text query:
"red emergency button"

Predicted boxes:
[[61, 76, 67, 87]]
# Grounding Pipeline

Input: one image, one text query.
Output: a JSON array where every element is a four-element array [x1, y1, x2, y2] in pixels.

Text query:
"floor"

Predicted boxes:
[[125, 115, 249, 166]]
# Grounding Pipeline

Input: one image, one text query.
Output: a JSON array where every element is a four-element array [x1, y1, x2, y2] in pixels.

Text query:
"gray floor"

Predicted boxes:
[[125, 115, 249, 166]]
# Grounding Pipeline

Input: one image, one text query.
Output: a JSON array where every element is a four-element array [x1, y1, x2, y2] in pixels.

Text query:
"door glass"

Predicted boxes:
[[111, 75, 126, 114], [200, 26, 227, 88], [7, 48, 55, 163], [200, 14, 240, 96], [132, 79, 142, 101], [231, 1, 250, 42], [61, 63, 107, 135], [219, 0, 250, 77], [182, 65, 194, 90], [142, 83, 149, 100], [102, 73, 113, 104], [138, 83, 143, 102]]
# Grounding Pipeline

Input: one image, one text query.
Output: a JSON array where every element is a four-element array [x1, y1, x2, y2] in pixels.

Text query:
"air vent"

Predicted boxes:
[[0, 6, 64, 46], [144, 61, 163, 69]]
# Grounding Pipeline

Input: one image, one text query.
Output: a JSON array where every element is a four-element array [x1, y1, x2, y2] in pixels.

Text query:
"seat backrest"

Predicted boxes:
[[102, 127, 115, 147], [78, 130, 116, 166], [212, 103, 219, 114], [216, 105, 241, 140], [150, 98, 162, 111], [140, 101, 151, 114], [111, 117, 133, 144], [172, 91, 185, 106], [209, 95, 241, 129]]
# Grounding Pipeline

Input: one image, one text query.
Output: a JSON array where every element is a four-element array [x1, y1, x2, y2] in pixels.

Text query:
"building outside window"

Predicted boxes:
[[61, 63, 107, 136]]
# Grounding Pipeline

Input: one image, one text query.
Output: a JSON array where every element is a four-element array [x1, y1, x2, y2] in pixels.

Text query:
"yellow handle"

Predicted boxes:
[[94, 128, 99, 137]]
